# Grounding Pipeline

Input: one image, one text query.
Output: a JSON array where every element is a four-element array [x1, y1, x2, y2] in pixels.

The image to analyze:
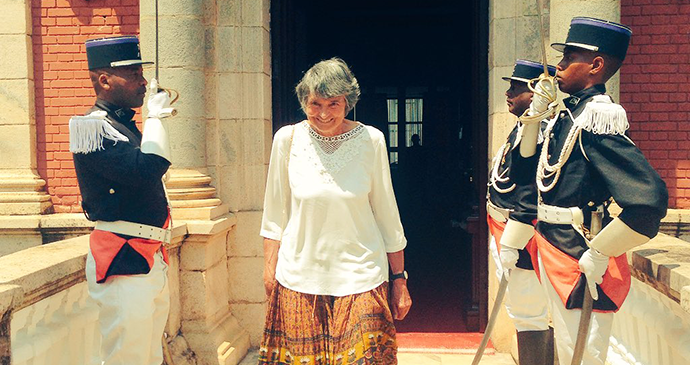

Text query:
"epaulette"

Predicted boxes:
[[69, 110, 129, 154], [572, 95, 629, 135]]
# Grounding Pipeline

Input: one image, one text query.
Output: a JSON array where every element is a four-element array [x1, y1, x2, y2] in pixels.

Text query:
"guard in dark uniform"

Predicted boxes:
[[70, 35, 175, 365], [512, 18, 668, 365], [488, 59, 556, 365]]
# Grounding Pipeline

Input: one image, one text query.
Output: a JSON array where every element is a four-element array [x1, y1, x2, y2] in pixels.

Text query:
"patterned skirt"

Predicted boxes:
[[258, 282, 398, 365]]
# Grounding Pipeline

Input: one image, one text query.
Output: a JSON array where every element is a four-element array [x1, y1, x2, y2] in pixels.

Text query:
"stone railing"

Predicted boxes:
[[0, 214, 251, 365], [607, 234, 690, 365]]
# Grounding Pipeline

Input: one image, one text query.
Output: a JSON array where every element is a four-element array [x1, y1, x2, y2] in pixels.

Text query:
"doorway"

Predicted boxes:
[[271, 0, 489, 334]]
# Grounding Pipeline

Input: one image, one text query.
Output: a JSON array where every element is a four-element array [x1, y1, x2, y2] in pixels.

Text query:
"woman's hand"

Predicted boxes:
[[263, 264, 278, 297], [263, 238, 280, 297], [390, 279, 412, 320]]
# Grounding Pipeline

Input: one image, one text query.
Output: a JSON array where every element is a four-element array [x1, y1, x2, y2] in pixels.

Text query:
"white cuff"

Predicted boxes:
[[589, 218, 650, 257], [500, 219, 535, 250], [141, 117, 171, 162], [519, 123, 540, 158]]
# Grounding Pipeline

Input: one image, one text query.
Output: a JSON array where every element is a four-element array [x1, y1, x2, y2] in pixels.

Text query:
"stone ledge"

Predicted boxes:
[[0, 218, 189, 310], [0, 235, 89, 311], [661, 208, 690, 224], [628, 233, 690, 311]]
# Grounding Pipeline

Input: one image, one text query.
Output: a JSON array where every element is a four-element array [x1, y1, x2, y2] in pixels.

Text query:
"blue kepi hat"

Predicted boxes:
[[502, 59, 557, 83], [85, 36, 153, 70], [551, 17, 632, 60]]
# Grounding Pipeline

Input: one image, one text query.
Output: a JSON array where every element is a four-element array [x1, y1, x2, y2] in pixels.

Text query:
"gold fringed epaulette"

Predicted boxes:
[[69, 110, 129, 154], [573, 95, 629, 135]]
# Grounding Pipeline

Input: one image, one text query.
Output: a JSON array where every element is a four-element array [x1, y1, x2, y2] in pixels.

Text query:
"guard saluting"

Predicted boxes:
[[70, 36, 175, 365], [512, 18, 668, 365], [487, 59, 556, 365]]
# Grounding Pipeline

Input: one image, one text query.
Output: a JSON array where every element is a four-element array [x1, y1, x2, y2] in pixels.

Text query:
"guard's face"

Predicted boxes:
[[505, 80, 532, 117], [556, 47, 595, 94], [305, 94, 348, 129], [105, 65, 148, 109]]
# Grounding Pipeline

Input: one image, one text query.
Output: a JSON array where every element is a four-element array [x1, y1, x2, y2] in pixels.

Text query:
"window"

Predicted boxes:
[[387, 97, 423, 165]]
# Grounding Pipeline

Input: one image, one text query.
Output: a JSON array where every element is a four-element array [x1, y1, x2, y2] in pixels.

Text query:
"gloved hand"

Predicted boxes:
[[147, 78, 175, 119], [500, 246, 520, 278], [578, 248, 609, 301], [528, 76, 557, 116]]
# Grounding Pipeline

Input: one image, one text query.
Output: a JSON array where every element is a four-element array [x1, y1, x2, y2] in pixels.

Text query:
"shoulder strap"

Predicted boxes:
[[280, 124, 296, 241]]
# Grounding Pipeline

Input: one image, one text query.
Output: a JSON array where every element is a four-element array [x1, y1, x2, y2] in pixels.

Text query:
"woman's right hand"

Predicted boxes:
[[263, 265, 277, 297], [263, 238, 281, 297]]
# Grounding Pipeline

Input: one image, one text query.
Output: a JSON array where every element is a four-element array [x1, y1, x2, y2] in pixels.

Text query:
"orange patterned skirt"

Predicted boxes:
[[258, 282, 398, 365]]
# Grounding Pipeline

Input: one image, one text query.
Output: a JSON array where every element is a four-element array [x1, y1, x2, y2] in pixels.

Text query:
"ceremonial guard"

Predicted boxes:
[[69, 36, 176, 365], [512, 18, 668, 365], [487, 59, 556, 365]]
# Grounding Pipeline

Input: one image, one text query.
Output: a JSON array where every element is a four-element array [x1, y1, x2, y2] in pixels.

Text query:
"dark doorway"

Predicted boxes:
[[271, 0, 489, 334]]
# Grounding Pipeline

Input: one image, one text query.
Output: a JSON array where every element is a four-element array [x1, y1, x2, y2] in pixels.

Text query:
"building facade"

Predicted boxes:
[[1, 0, 690, 364]]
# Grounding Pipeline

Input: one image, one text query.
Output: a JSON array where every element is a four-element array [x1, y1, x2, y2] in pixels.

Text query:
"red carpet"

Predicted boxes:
[[396, 332, 494, 354]]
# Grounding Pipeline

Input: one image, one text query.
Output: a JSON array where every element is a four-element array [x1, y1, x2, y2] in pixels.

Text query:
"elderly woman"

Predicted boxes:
[[259, 58, 411, 365]]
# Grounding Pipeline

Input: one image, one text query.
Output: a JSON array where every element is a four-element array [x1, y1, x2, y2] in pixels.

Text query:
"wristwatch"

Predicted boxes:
[[390, 270, 408, 281]]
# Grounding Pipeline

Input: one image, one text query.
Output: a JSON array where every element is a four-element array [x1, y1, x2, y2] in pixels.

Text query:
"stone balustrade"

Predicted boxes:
[[608, 234, 690, 365], [0, 213, 251, 365]]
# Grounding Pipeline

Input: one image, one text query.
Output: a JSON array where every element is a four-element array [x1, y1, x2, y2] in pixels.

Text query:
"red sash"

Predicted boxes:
[[90, 214, 171, 283], [533, 231, 630, 313]]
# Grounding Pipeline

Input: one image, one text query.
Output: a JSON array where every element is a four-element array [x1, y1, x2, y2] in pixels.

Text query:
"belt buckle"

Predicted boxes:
[[163, 229, 172, 244]]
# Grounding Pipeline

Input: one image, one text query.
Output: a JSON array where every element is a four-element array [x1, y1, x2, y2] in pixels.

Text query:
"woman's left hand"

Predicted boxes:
[[390, 279, 412, 320]]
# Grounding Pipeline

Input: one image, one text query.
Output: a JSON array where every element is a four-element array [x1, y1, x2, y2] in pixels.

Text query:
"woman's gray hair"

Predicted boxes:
[[295, 58, 361, 114]]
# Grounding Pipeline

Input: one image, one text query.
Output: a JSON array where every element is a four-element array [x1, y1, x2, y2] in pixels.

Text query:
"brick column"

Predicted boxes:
[[0, 0, 51, 216]]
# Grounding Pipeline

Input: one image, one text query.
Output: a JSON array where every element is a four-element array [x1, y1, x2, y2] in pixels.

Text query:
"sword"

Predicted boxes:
[[571, 206, 604, 365], [471, 272, 509, 365]]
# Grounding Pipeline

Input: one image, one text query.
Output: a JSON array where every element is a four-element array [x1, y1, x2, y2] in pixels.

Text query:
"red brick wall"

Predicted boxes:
[[32, 0, 139, 213], [620, 0, 690, 209]]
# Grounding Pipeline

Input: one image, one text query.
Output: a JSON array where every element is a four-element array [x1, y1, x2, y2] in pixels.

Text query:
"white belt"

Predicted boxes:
[[537, 203, 584, 226], [95, 220, 171, 244], [487, 201, 512, 223]]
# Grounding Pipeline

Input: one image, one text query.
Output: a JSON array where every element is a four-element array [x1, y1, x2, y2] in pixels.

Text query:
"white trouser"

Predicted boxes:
[[490, 237, 549, 332], [537, 252, 613, 365], [86, 250, 170, 365]]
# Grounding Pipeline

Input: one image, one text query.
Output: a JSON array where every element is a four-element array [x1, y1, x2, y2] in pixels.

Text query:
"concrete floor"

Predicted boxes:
[[238, 350, 516, 365]]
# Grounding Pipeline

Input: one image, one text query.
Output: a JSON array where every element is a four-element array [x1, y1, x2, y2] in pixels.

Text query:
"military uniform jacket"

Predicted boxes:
[[73, 100, 171, 282], [512, 84, 668, 311], [73, 100, 170, 226], [487, 123, 540, 270]]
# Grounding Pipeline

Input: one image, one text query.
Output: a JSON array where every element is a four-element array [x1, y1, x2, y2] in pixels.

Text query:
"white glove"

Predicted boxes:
[[578, 248, 609, 301], [147, 78, 175, 119], [529, 77, 557, 116], [500, 246, 519, 278]]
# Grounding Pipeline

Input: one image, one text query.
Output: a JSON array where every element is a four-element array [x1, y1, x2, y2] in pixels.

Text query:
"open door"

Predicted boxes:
[[271, 0, 489, 336]]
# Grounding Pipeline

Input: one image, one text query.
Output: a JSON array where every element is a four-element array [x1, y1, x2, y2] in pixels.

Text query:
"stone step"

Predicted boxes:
[[167, 187, 217, 200], [165, 175, 213, 188], [170, 198, 222, 209]]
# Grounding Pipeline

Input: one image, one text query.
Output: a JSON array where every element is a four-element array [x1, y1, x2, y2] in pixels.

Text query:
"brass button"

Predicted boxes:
[[547, 154, 552, 159], [588, 201, 595, 207], [550, 133, 555, 138], [109, 188, 115, 194]]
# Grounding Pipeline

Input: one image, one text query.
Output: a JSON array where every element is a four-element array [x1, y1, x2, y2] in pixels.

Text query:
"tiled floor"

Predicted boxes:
[[238, 350, 516, 365]]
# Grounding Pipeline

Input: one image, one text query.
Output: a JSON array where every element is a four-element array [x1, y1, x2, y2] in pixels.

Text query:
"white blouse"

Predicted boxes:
[[260, 121, 407, 296]]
